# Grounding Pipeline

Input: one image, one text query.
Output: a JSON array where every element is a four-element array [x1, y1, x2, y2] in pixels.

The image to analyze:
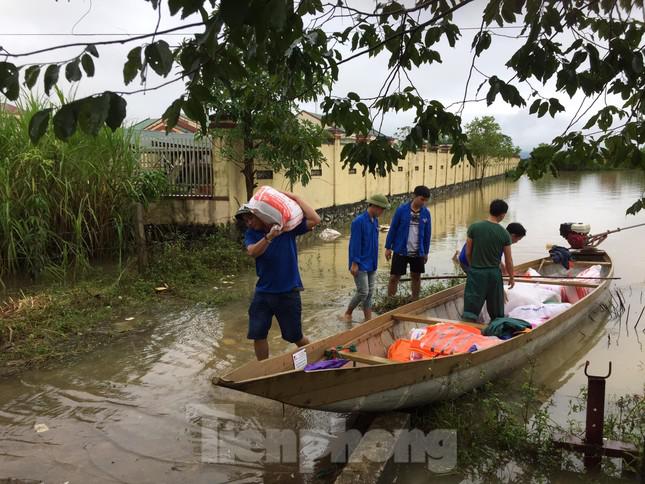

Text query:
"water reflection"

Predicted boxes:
[[0, 172, 643, 483]]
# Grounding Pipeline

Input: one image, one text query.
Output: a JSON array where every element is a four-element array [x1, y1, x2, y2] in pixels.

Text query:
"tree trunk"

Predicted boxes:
[[242, 158, 255, 201], [242, 128, 256, 201], [477, 164, 486, 186]]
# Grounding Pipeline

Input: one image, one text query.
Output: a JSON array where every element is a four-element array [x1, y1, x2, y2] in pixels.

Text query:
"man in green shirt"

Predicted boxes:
[[462, 199, 515, 322]]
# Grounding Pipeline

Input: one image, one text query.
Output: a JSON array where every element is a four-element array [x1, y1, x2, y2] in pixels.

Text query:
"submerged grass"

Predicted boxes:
[[413, 369, 644, 481], [372, 276, 462, 313], [0, 229, 252, 375]]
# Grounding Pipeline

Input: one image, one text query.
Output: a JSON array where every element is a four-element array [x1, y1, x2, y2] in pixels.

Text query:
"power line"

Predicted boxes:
[[0, 24, 525, 37], [0, 32, 201, 37]]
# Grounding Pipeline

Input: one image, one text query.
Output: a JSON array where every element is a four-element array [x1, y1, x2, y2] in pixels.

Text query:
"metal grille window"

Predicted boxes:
[[137, 132, 213, 198], [311, 168, 323, 176], [348, 168, 357, 174], [397, 166, 403, 172], [256, 170, 274, 180]]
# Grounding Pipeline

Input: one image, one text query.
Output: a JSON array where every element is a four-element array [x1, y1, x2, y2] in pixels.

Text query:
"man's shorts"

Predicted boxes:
[[391, 253, 425, 276], [248, 290, 303, 343]]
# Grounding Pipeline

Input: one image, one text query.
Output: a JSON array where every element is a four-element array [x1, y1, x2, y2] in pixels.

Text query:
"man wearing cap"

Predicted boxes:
[[385, 185, 432, 300], [236, 191, 321, 361], [342, 194, 390, 322]]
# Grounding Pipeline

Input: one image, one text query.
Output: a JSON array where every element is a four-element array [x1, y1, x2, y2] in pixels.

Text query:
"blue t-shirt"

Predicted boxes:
[[348, 211, 379, 272], [458, 243, 503, 271], [244, 219, 309, 293]]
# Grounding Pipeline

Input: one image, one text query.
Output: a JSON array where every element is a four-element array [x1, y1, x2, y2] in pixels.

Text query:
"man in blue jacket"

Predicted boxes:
[[343, 194, 390, 322], [385, 185, 432, 300]]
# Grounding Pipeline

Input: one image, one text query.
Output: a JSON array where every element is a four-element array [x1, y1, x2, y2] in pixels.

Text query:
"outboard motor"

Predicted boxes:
[[560, 222, 591, 249]]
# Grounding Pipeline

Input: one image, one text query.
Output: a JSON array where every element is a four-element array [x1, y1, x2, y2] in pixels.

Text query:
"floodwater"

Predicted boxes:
[[1, 172, 644, 483]]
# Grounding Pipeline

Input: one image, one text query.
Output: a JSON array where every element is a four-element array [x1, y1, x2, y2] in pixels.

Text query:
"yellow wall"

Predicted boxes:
[[366, 171, 390, 200], [147, 126, 521, 225], [408, 150, 425, 190], [455, 160, 464, 185], [445, 153, 456, 186], [390, 156, 409, 195], [426, 149, 437, 189]]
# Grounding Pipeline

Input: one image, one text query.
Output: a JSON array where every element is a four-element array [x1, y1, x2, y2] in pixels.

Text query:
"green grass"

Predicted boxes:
[[0, 92, 167, 285], [0, 229, 252, 374], [372, 277, 462, 313]]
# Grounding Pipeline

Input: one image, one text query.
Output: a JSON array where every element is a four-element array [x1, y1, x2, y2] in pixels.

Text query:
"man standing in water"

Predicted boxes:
[[385, 185, 432, 300], [343, 194, 390, 322], [236, 192, 321, 360], [462, 199, 515, 323], [457, 222, 526, 274]]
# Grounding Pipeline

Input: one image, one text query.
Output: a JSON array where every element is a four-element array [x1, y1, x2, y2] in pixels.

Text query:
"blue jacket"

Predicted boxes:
[[348, 211, 379, 272], [385, 202, 431, 257]]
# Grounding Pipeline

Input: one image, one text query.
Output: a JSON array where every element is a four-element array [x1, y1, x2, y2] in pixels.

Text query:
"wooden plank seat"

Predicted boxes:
[[338, 351, 394, 365], [392, 313, 486, 329]]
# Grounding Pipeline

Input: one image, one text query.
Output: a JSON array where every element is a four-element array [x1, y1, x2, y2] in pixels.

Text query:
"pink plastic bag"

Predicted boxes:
[[562, 264, 601, 303], [247, 186, 304, 231]]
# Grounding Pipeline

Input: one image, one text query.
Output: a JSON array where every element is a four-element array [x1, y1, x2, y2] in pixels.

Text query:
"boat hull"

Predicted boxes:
[[215, 255, 613, 412]]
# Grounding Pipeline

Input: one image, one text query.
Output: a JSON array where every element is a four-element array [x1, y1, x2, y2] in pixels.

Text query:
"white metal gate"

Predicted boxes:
[[137, 132, 213, 198]]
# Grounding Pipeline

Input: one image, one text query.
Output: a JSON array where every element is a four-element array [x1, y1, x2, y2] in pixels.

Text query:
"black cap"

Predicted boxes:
[[235, 204, 253, 220]]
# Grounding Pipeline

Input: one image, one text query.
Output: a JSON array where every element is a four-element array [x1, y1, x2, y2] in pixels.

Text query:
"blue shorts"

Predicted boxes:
[[248, 291, 303, 343]]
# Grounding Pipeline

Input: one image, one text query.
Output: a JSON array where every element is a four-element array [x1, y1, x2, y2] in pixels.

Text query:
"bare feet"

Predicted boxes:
[[340, 312, 353, 322]]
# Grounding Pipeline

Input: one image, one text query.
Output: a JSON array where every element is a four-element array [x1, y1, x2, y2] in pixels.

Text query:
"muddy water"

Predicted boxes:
[[1, 172, 644, 483]]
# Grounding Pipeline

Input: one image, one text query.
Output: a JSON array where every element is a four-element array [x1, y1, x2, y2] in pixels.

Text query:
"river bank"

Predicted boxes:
[[0, 230, 251, 376]]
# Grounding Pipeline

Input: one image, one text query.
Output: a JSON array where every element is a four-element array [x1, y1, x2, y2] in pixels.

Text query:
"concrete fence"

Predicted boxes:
[[144, 133, 519, 226]]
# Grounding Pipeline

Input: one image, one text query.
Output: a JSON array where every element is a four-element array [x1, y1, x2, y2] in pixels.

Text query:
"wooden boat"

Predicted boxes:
[[213, 253, 613, 412]]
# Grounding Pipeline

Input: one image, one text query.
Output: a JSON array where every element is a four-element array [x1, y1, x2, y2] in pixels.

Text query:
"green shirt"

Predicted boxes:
[[466, 220, 512, 268]]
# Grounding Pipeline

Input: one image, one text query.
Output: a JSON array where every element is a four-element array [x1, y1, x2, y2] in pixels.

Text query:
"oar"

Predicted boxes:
[[399, 275, 620, 282]]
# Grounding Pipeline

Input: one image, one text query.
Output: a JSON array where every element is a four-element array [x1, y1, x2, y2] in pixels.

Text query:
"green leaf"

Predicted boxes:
[[501, 0, 517, 23], [182, 94, 206, 128], [0, 62, 19, 100], [106, 92, 127, 131], [220, 0, 250, 30], [78, 93, 110, 135], [529, 98, 541, 114], [474, 31, 492, 57], [537, 102, 548, 117], [123, 46, 142, 85], [169, 0, 203, 18], [53, 102, 79, 140], [162, 97, 184, 132], [44, 64, 60, 95], [85, 44, 99, 58], [582, 114, 599, 129], [483, 0, 502, 26], [28, 108, 52, 144], [486, 77, 500, 105], [267, 0, 287, 30], [626, 197, 644, 215], [548, 98, 564, 117], [81, 54, 95, 77], [631, 52, 643, 73], [24, 65, 41, 89], [144, 40, 174, 76], [65, 59, 82, 82]]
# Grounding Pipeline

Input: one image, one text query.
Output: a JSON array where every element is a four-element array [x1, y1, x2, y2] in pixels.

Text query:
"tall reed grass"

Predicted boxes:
[[0, 93, 165, 284]]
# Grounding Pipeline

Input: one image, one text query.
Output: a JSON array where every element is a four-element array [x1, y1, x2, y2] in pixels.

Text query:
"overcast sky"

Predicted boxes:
[[1, 0, 612, 155]]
